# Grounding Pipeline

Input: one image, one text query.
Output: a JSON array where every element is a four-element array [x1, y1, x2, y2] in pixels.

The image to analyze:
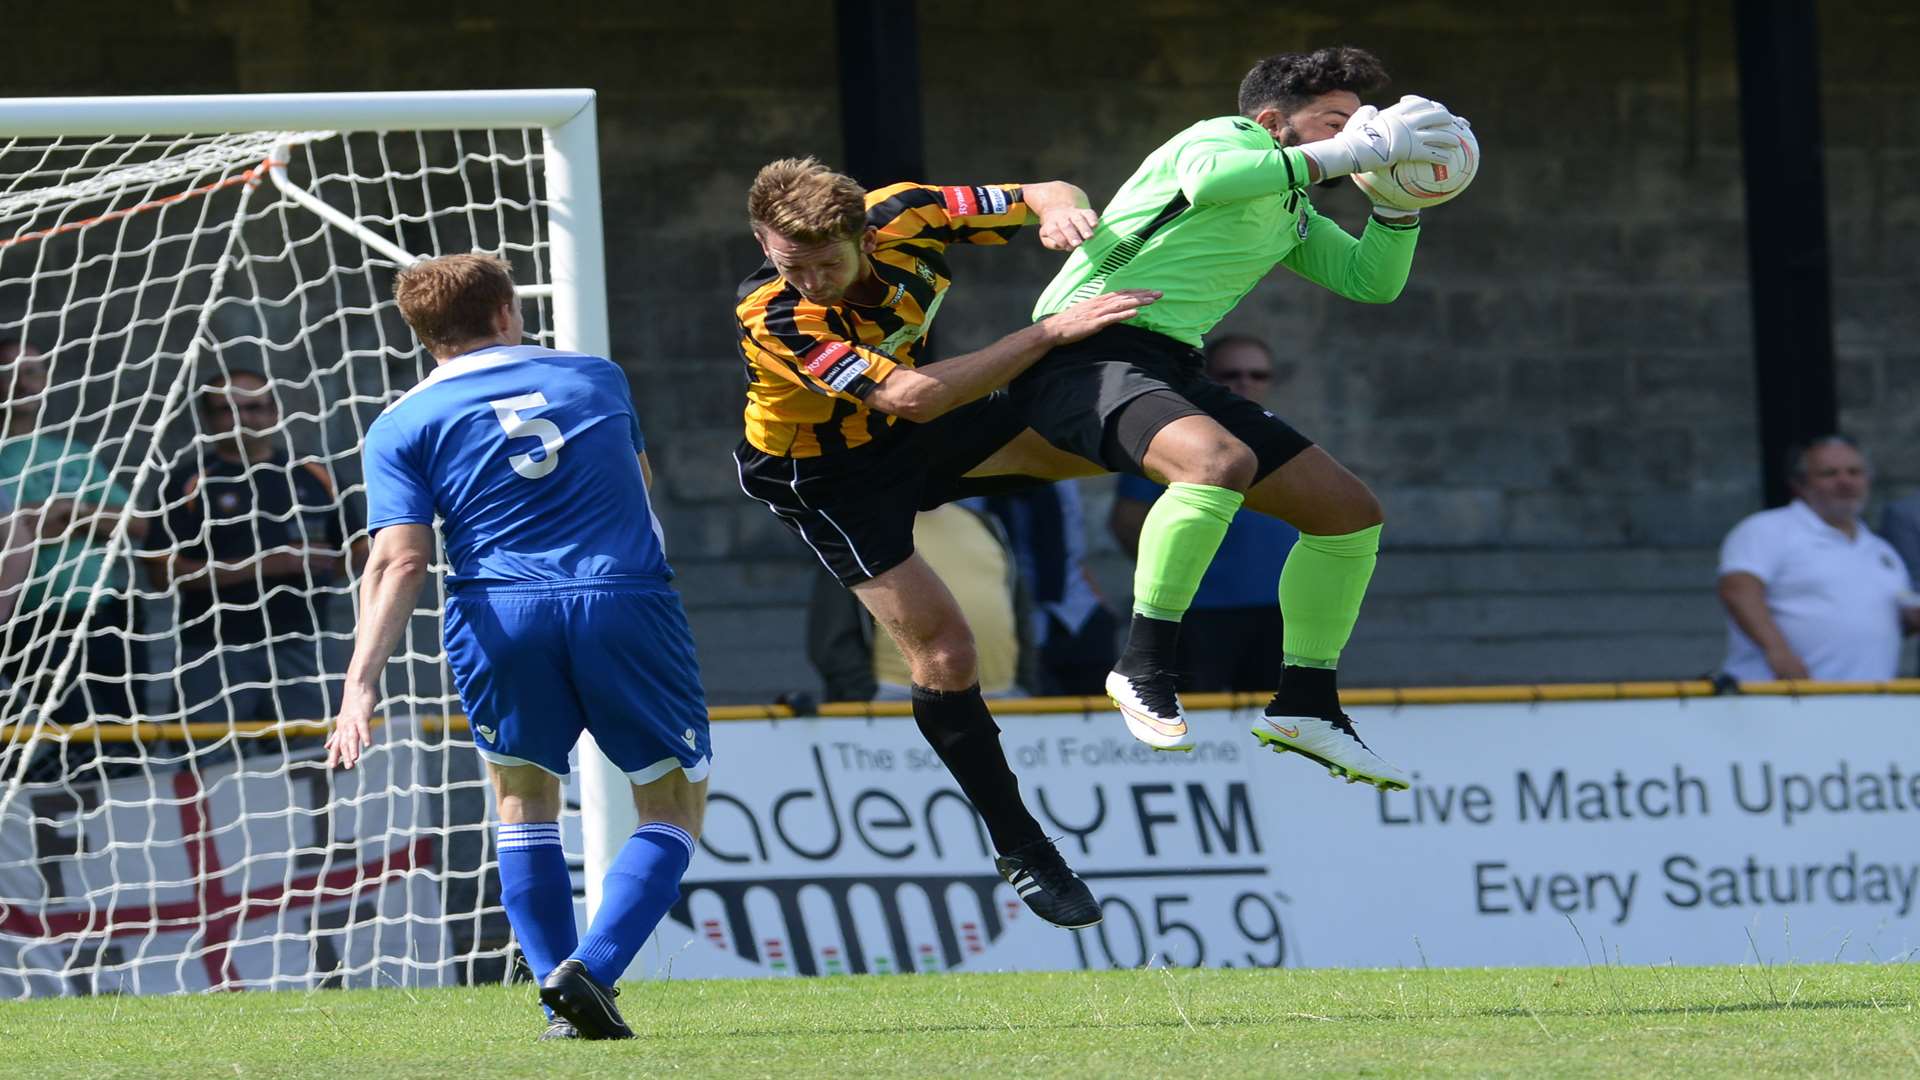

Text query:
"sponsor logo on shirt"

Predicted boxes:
[[1296, 209, 1310, 242], [801, 340, 871, 392], [823, 360, 870, 392], [802, 340, 853, 377], [983, 186, 1009, 215], [941, 185, 978, 218]]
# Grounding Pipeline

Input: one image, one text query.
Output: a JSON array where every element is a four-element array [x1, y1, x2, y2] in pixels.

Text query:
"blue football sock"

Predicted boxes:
[[496, 822, 577, 991], [571, 821, 694, 987]]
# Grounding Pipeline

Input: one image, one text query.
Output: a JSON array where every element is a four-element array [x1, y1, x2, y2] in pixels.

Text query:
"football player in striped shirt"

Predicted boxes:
[[734, 158, 1156, 928]]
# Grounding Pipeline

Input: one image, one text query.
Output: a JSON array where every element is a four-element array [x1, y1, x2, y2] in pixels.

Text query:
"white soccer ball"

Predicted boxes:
[[1350, 116, 1480, 212]]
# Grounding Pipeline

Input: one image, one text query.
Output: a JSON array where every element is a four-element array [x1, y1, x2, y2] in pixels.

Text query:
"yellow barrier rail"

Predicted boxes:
[[1, 678, 1915, 744]]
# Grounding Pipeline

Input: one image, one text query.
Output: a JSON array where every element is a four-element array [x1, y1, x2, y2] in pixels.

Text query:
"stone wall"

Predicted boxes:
[[1, 1, 1912, 699]]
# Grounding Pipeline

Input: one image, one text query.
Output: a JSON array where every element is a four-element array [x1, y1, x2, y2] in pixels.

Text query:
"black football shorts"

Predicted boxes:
[[1011, 323, 1313, 480], [735, 391, 1026, 587]]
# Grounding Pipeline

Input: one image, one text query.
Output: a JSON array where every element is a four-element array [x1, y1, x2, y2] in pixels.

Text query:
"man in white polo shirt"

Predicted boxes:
[[1716, 435, 1920, 682]]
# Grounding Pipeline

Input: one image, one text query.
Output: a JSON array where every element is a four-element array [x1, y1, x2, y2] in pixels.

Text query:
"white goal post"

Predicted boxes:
[[0, 90, 638, 996]]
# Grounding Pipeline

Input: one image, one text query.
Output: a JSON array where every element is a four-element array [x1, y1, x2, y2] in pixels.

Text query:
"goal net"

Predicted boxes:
[[0, 92, 609, 997]]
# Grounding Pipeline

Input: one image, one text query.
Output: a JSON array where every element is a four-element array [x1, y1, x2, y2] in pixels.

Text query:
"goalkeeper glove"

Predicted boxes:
[[1299, 94, 1458, 181], [1346, 104, 1465, 221]]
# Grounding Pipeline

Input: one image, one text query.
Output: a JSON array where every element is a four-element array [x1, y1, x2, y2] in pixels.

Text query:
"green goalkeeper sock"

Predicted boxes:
[[1278, 523, 1382, 669], [1131, 481, 1244, 620]]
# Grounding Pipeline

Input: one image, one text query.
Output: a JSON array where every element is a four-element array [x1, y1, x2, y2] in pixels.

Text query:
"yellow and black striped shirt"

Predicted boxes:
[[736, 182, 1027, 457]]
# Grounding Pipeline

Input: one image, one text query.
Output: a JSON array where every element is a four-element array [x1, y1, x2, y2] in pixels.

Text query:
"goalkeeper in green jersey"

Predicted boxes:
[[996, 46, 1465, 789]]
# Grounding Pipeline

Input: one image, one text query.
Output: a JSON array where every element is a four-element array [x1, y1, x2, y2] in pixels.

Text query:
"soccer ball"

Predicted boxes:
[[1350, 117, 1480, 212]]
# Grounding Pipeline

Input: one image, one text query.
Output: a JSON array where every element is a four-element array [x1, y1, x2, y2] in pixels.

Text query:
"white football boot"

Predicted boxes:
[[1104, 668, 1195, 752], [1252, 708, 1409, 791]]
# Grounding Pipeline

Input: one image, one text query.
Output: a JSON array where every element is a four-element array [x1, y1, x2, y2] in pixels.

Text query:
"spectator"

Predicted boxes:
[[145, 369, 355, 724], [984, 482, 1120, 695], [808, 501, 1034, 702], [1108, 335, 1298, 691], [0, 340, 147, 723], [1716, 435, 1919, 682]]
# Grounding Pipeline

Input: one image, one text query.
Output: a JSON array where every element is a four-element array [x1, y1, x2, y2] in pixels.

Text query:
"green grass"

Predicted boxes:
[[5, 964, 1917, 1078]]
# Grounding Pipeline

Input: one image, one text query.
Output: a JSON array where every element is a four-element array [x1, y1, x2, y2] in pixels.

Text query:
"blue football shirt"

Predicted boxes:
[[363, 345, 670, 585], [1115, 473, 1297, 610]]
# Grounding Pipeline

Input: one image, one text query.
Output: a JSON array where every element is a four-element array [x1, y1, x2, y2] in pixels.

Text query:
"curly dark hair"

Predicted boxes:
[[1237, 46, 1390, 117]]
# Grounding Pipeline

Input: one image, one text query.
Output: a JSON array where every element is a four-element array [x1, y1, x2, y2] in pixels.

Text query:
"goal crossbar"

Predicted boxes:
[[0, 90, 597, 138]]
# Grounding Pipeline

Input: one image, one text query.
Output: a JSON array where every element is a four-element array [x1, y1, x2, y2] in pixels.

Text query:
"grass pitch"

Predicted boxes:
[[5, 964, 1916, 1078]]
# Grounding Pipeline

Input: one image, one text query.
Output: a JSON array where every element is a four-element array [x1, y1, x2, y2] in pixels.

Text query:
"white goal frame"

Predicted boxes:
[[0, 89, 638, 937]]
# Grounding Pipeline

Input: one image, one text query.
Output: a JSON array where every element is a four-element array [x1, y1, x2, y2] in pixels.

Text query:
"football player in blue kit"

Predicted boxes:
[[327, 253, 700, 1041]]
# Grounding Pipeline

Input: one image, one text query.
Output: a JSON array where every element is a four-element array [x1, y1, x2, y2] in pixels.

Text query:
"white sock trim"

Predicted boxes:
[[634, 821, 695, 860], [497, 822, 563, 850]]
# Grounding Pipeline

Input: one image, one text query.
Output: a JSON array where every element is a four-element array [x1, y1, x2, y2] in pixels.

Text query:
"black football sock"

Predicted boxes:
[[910, 684, 1046, 854], [1269, 664, 1340, 716], [1113, 613, 1181, 678]]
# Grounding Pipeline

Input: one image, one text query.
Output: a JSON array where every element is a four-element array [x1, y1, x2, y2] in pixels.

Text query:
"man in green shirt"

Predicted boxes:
[[0, 340, 147, 726], [1008, 47, 1465, 790]]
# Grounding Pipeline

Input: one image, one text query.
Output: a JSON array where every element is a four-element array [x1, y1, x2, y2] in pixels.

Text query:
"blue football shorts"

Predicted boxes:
[[443, 576, 710, 784]]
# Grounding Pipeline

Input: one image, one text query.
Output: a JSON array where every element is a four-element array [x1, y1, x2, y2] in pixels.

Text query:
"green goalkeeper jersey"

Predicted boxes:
[[1033, 116, 1421, 347]]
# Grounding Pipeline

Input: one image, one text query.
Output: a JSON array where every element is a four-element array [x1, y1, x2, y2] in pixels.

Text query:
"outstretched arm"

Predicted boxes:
[[1280, 208, 1420, 304], [1180, 98, 1460, 205], [1020, 181, 1098, 251], [864, 289, 1159, 422], [328, 523, 434, 769]]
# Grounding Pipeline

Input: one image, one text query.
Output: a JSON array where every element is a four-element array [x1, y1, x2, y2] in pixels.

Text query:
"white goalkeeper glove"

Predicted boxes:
[[1299, 94, 1458, 181], [1345, 104, 1467, 221]]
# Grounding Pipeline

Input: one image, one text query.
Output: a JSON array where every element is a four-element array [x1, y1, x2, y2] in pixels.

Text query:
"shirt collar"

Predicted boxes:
[[1788, 498, 1862, 541], [386, 346, 545, 414]]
